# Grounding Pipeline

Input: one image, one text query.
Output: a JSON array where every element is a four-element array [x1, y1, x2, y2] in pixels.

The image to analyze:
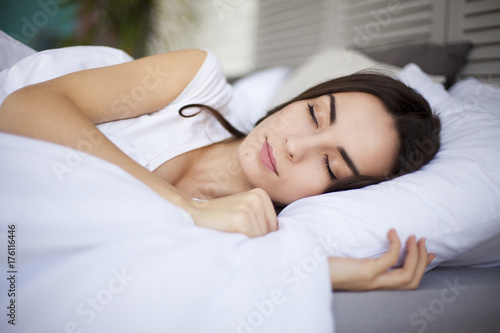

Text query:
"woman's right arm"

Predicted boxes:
[[0, 49, 277, 237]]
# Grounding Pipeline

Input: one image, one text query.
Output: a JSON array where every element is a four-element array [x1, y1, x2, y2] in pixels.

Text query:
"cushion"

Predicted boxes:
[[278, 63, 500, 268], [362, 41, 473, 88]]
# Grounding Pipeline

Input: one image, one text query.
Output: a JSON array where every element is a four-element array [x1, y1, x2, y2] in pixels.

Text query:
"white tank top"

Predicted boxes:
[[0, 46, 251, 171], [97, 50, 235, 171]]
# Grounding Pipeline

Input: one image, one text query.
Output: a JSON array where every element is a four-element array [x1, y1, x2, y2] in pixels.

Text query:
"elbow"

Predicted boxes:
[[0, 84, 52, 135], [0, 88, 27, 134]]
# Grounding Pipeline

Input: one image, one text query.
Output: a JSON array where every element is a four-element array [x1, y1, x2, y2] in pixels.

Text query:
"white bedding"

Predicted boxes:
[[0, 133, 333, 332], [232, 47, 500, 269], [1, 32, 500, 332], [0, 34, 334, 332]]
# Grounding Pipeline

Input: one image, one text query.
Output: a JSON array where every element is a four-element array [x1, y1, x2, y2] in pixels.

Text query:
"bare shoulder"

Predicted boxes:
[[152, 48, 208, 69], [170, 48, 208, 62], [0, 48, 212, 125]]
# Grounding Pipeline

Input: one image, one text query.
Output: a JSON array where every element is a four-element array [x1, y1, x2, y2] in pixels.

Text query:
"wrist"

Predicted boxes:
[[178, 197, 208, 225]]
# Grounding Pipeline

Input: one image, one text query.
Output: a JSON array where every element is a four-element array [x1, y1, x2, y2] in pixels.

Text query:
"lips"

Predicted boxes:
[[260, 139, 278, 175]]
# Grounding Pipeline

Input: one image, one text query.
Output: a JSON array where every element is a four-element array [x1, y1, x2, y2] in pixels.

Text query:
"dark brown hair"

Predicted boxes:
[[180, 72, 441, 194]]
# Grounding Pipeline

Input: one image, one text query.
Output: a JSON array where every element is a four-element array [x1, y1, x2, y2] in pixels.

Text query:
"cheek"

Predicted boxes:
[[265, 108, 302, 134], [276, 169, 329, 203], [239, 140, 256, 165], [238, 144, 259, 186], [239, 130, 265, 163]]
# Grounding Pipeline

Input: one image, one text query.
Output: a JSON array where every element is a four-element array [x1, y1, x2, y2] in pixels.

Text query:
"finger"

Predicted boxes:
[[417, 238, 430, 270], [239, 189, 265, 237], [404, 238, 430, 289], [249, 196, 268, 238], [382, 237, 427, 289], [373, 229, 402, 274], [427, 253, 436, 265], [401, 235, 419, 272], [375, 235, 418, 288], [255, 188, 278, 233], [253, 208, 267, 238], [237, 205, 258, 238]]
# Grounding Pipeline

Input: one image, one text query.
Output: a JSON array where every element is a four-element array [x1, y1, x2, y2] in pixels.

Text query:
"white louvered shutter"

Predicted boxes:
[[448, 0, 500, 82]]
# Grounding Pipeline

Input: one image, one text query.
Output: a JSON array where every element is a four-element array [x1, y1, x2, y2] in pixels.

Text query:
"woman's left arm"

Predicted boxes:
[[328, 229, 435, 291], [0, 49, 278, 238]]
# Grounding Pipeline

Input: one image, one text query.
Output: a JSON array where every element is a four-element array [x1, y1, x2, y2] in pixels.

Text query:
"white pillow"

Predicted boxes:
[[227, 66, 292, 133], [224, 48, 500, 268], [448, 77, 500, 117], [278, 63, 500, 268]]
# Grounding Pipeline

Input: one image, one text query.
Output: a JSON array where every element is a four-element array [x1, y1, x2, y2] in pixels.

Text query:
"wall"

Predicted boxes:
[[147, 0, 260, 78]]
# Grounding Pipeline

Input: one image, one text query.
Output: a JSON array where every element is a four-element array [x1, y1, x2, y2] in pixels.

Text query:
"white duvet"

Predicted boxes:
[[0, 133, 333, 333], [0, 33, 334, 332]]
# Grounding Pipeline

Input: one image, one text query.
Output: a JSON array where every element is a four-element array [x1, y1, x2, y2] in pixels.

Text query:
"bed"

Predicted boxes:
[[1, 0, 500, 331], [246, 0, 500, 331], [230, 47, 500, 332]]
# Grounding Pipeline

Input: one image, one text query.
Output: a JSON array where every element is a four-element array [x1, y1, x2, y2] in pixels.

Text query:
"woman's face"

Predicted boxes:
[[238, 92, 399, 205]]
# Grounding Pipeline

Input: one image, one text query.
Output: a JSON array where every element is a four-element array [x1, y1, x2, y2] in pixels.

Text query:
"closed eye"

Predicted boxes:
[[324, 155, 336, 180], [308, 103, 319, 128]]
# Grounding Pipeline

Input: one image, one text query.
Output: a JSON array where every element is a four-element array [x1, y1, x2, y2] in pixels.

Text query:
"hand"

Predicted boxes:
[[328, 229, 435, 291], [186, 188, 278, 238]]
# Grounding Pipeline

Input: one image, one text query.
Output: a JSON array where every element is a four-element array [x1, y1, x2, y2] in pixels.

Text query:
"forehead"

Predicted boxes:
[[324, 92, 399, 176], [319, 91, 386, 116]]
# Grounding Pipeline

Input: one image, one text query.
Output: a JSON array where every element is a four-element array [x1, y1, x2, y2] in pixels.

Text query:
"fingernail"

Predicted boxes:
[[425, 240, 429, 250], [431, 257, 437, 264]]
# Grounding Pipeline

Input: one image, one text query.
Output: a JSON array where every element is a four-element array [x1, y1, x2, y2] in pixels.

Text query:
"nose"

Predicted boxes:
[[283, 136, 312, 162]]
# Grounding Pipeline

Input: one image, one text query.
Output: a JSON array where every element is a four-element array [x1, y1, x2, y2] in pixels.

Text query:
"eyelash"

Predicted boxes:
[[308, 103, 319, 128], [324, 155, 336, 180], [308, 103, 336, 180]]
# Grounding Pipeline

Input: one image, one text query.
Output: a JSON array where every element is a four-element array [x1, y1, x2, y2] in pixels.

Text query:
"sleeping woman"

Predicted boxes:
[[0, 48, 441, 291]]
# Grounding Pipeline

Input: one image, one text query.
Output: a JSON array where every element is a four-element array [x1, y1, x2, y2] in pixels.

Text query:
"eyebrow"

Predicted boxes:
[[327, 94, 359, 176], [338, 147, 360, 176], [328, 94, 336, 125]]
